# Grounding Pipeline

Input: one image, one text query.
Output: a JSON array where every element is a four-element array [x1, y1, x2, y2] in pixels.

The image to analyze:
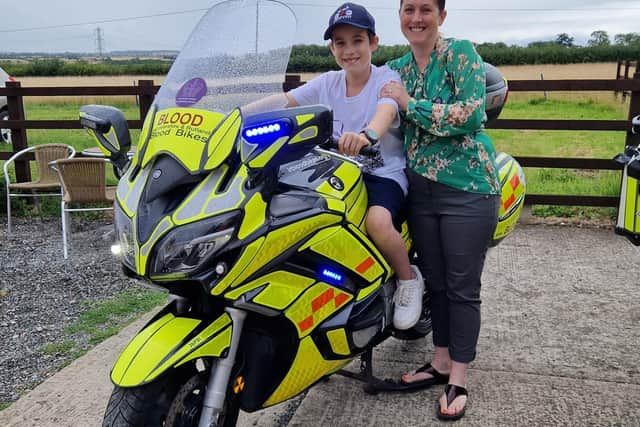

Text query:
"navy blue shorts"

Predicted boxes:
[[363, 173, 406, 231]]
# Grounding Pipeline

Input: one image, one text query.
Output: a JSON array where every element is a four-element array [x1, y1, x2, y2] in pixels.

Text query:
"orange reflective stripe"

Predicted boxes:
[[312, 289, 335, 312], [297, 287, 351, 334], [510, 173, 521, 190], [298, 316, 314, 332], [334, 293, 349, 308], [356, 256, 375, 274], [503, 194, 516, 210]]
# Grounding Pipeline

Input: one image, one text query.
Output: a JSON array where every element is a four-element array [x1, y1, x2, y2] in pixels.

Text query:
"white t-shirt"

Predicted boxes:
[[288, 65, 407, 194]]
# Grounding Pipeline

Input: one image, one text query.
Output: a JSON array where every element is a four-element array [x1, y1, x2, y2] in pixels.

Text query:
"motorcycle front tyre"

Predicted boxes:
[[102, 373, 182, 427], [102, 369, 241, 427]]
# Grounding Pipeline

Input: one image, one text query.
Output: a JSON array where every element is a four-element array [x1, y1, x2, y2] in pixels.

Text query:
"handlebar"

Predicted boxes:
[[322, 137, 378, 157]]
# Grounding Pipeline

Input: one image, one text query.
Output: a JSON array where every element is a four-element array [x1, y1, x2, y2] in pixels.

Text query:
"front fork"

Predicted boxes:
[[198, 307, 247, 427]]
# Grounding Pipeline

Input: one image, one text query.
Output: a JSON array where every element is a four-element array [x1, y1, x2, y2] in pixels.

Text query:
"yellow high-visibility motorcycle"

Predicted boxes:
[[79, 1, 524, 426]]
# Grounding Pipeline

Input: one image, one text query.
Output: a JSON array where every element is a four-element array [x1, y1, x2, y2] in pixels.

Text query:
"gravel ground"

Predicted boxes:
[[0, 217, 139, 405], [0, 217, 303, 426]]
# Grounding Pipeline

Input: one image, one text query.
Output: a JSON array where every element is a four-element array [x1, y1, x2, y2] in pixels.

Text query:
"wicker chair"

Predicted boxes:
[[4, 144, 76, 233], [49, 158, 116, 259]]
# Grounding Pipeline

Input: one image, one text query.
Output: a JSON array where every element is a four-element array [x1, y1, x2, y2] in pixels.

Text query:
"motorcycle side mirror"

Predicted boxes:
[[79, 105, 131, 172], [613, 153, 632, 165], [632, 115, 640, 134]]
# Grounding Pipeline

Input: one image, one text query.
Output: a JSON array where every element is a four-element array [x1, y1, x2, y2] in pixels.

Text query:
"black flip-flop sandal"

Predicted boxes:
[[397, 362, 449, 392], [437, 384, 468, 421]]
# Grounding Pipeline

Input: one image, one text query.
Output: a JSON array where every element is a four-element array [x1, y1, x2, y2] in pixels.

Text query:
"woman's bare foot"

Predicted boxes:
[[401, 361, 450, 383], [401, 346, 451, 384], [437, 384, 468, 420], [439, 386, 467, 416]]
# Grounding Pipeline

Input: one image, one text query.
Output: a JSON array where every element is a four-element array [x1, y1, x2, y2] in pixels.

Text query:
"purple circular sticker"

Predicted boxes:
[[176, 77, 207, 107]]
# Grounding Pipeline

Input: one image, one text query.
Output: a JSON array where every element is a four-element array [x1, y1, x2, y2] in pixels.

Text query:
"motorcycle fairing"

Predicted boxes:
[[283, 281, 353, 338], [304, 227, 387, 283], [171, 164, 247, 225], [224, 270, 315, 310], [263, 336, 350, 407], [325, 328, 351, 356], [279, 155, 369, 231], [135, 107, 233, 173], [116, 160, 152, 217], [128, 104, 156, 169], [116, 106, 337, 279], [111, 307, 233, 387], [210, 212, 342, 295]]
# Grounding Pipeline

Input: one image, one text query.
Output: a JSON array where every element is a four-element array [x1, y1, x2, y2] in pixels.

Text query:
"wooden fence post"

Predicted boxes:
[[137, 80, 155, 123], [626, 64, 640, 147], [6, 81, 30, 182], [283, 74, 302, 91]]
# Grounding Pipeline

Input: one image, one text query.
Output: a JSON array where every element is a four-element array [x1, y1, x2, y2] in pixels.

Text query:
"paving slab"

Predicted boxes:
[[289, 224, 640, 426], [290, 362, 640, 426], [1, 224, 639, 426]]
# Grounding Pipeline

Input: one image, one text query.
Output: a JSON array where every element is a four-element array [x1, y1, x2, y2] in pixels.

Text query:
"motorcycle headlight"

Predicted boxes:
[[113, 202, 135, 270], [151, 212, 239, 276]]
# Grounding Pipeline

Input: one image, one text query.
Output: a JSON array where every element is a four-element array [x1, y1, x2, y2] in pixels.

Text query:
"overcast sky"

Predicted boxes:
[[1, 0, 640, 53]]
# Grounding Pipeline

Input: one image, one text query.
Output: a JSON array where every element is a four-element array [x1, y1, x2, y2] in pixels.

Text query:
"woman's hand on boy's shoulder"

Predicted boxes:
[[380, 81, 410, 112]]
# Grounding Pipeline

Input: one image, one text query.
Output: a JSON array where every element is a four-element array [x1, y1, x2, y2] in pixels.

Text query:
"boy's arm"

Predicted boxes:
[[240, 93, 298, 115], [339, 102, 397, 155], [366, 102, 397, 138]]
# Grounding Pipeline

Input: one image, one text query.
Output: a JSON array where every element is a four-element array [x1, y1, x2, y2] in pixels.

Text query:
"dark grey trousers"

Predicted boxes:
[[407, 170, 499, 363]]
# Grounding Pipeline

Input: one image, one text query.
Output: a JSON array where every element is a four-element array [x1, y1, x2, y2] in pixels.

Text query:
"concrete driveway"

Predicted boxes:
[[1, 223, 639, 426]]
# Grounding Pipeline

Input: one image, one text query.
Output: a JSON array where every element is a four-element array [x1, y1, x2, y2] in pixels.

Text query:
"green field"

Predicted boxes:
[[488, 96, 628, 218], [1, 95, 632, 219]]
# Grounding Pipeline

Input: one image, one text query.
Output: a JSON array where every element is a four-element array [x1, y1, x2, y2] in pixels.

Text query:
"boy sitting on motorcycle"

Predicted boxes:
[[244, 2, 423, 329]]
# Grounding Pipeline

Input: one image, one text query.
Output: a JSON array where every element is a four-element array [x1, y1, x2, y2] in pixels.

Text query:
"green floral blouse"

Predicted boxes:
[[387, 36, 500, 194]]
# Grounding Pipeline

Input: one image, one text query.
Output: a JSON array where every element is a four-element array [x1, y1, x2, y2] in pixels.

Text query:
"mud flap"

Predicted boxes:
[[110, 302, 233, 387]]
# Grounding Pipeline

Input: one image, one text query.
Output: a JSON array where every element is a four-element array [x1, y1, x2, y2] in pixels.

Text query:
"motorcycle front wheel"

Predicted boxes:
[[102, 369, 240, 427], [102, 373, 184, 426], [165, 372, 241, 427]]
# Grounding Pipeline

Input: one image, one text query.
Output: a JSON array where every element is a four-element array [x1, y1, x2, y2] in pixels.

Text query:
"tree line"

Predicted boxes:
[[2, 58, 171, 77], [2, 31, 638, 76], [289, 31, 640, 72]]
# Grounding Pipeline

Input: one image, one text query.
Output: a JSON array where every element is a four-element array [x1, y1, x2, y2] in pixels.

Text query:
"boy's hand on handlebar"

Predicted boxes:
[[338, 132, 370, 156]]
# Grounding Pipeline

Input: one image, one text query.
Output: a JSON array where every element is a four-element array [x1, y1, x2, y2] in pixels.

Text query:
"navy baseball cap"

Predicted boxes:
[[323, 3, 376, 40]]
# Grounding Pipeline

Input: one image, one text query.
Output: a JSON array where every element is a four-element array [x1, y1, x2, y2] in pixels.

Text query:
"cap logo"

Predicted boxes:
[[334, 6, 353, 23]]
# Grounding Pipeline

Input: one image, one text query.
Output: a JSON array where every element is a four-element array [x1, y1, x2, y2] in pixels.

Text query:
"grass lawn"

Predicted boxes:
[[39, 289, 167, 360], [487, 95, 629, 218]]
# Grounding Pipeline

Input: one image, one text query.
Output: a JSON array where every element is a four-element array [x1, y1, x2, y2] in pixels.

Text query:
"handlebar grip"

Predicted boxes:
[[325, 138, 378, 157]]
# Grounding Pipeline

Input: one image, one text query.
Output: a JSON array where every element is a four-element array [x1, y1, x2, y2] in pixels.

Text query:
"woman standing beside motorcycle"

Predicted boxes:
[[381, 0, 500, 421]]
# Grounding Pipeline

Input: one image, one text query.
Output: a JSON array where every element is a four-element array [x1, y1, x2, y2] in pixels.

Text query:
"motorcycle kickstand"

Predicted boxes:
[[336, 349, 403, 395]]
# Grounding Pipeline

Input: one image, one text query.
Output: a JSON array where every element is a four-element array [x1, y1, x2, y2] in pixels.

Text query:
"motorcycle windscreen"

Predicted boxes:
[[135, 0, 297, 174]]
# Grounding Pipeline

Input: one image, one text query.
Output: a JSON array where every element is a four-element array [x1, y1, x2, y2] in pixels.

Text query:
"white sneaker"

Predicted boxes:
[[393, 265, 424, 330]]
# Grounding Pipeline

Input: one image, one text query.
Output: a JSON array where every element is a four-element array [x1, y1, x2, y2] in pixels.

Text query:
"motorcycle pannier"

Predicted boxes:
[[615, 157, 640, 245]]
